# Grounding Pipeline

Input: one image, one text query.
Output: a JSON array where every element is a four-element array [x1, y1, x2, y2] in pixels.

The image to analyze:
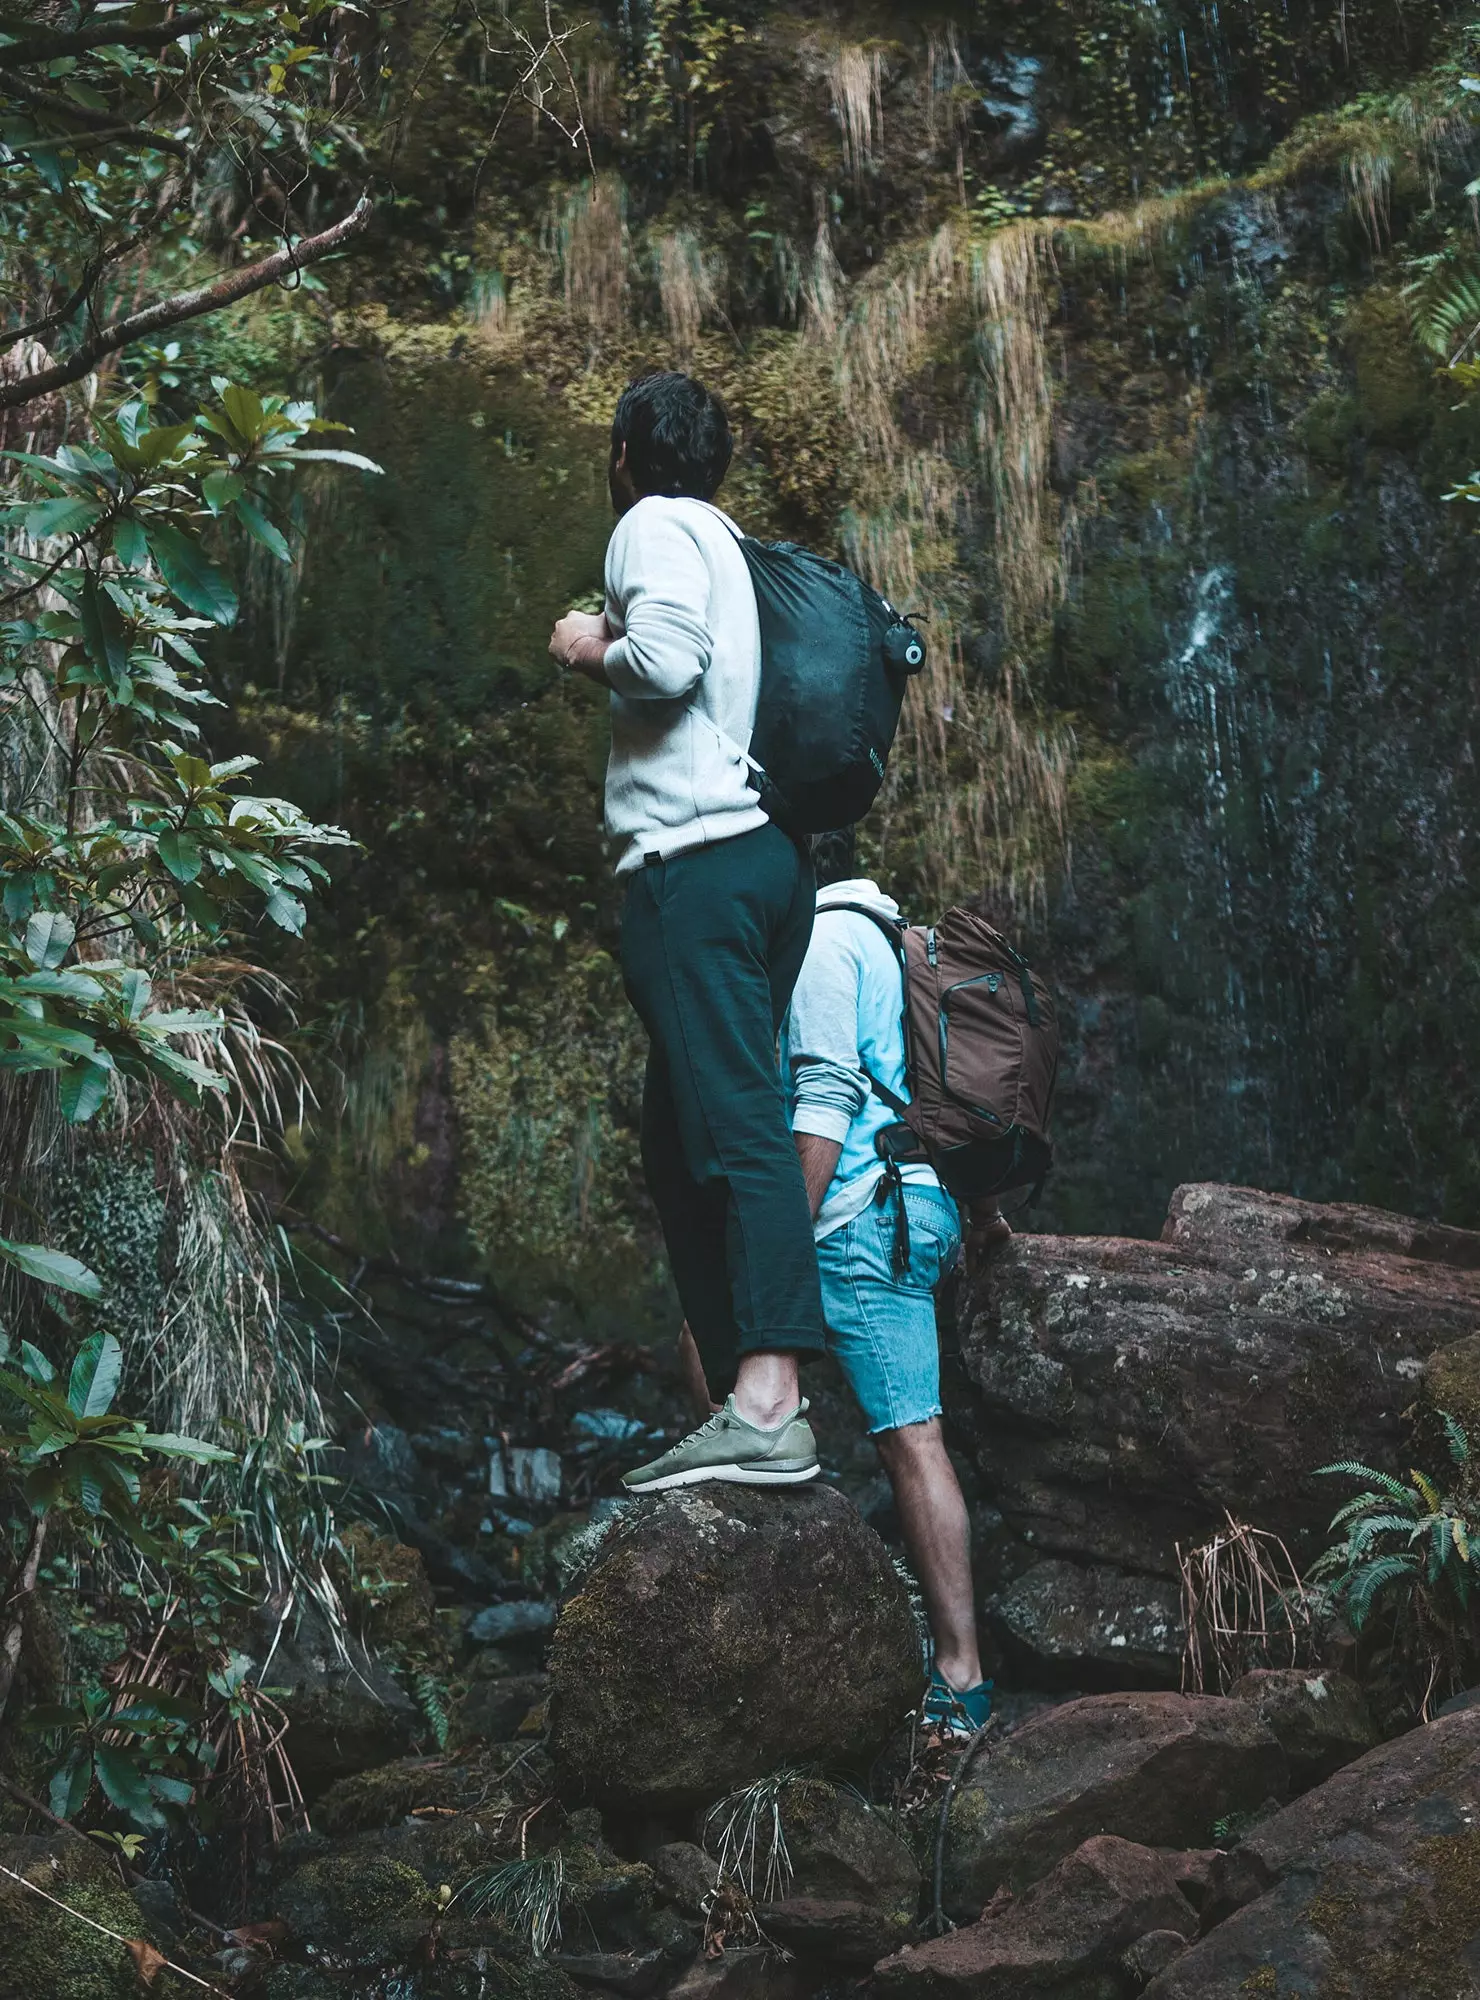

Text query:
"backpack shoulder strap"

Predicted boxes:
[[813, 902, 915, 1120]]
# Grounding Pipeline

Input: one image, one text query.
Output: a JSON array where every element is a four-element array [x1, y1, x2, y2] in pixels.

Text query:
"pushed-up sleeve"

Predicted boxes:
[[787, 919, 869, 1145], [602, 505, 714, 700]]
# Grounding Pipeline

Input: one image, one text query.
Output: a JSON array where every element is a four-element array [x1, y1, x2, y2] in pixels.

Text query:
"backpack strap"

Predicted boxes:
[[813, 901, 919, 1124]]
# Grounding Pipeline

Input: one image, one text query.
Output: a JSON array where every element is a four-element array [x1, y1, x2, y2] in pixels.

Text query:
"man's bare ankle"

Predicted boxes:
[[934, 1653, 985, 1691], [731, 1388, 797, 1430]]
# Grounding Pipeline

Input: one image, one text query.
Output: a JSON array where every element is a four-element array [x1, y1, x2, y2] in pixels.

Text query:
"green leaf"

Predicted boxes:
[[112, 515, 148, 568], [93, 1745, 165, 1829], [156, 829, 202, 883], [20, 1341, 57, 1384], [68, 1333, 122, 1419], [136, 422, 195, 469], [80, 573, 129, 679], [265, 886, 307, 934], [25, 909, 75, 969], [144, 521, 238, 625], [58, 1058, 111, 1123], [283, 448, 383, 473], [118, 967, 151, 1020], [221, 383, 267, 442], [0, 1238, 102, 1299], [50, 1750, 93, 1822], [234, 492, 292, 561], [177, 880, 221, 933], [202, 469, 245, 514], [25, 497, 104, 542], [136, 1432, 236, 1463]]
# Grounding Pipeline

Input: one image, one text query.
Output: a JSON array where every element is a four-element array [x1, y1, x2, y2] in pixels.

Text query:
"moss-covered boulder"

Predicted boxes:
[[272, 1846, 434, 1965], [1229, 1669, 1379, 1793], [315, 1747, 518, 1835], [1146, 1703, 1480, 1996], [759, 1776, 921, 1965], [0, 1837, 182, 2000], [942, 1692, 1287, 1922], [548, 1485, 923, 1808]]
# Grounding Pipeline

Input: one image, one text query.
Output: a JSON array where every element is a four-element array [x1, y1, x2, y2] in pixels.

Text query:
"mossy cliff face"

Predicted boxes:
[[224, 0, 1480, 1306]]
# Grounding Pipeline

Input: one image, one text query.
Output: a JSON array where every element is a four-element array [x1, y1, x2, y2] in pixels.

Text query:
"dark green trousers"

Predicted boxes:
[[620, 822, 826, 1399]]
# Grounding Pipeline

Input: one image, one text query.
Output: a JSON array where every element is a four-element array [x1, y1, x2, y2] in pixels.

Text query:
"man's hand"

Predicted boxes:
[[795, 1132, 843, 1220], [550, 609, 613, 683], [963, 1201, 1013, 1283]]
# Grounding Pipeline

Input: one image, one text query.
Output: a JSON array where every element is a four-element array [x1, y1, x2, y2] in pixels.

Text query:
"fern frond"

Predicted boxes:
[[1349, 1511, 1425, 1554], [412, 1669, 451, 1752], [1452, 1516, 1471, 1564], [1429, 1515, 1452, 1583], [1410, 265, 1480, 361], [1344, 1553, 1418, 1630], [1327, 1490, 1414, 1531], [1411, 1468, 1443, 1514], [1319, 1462, 1412, 1503], [1442, 1411, 1471, 1468]]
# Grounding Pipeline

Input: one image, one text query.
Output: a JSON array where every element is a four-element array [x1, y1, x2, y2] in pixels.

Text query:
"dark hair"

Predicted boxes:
[[611, 371, 733, 500], [809, 826, 858, 888]]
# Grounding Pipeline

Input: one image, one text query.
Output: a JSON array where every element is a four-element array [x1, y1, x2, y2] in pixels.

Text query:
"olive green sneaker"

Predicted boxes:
[[622, 1396, 819, 1493]]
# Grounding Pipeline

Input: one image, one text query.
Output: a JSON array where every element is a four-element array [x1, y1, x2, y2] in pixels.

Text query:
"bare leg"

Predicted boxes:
[[731, 1349, 801, 1429], [676, 1321, 720, 1423], [874, 1417, 982, 1690], [676, 1324, 800, 1431]]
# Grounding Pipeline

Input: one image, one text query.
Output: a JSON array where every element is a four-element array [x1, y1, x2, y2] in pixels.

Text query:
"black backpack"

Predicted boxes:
[[721, 526, 926, 834]]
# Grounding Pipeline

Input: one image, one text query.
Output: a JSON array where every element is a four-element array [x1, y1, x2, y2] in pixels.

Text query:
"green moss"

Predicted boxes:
[[1304, 1827, 1480, 1997], [273, 1849, 433, 1961], [315, 1748, 515, 1837], [1345, 291, 1434, 450], [0, 1866, 161, 2000]]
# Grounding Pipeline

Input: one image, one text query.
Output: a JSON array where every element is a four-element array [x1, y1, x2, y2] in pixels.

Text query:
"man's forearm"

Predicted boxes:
[[795, 1132, 842, 1220]]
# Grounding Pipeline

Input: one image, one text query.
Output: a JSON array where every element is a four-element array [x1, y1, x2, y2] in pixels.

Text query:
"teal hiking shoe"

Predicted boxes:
[[622, 1396, 820, 1494], [924, 1671, 994, 1740]]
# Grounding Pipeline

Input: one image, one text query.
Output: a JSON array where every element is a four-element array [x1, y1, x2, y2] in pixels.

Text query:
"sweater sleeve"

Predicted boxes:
[[602, 504, 714, 700], [787, 919, 869, 1145]]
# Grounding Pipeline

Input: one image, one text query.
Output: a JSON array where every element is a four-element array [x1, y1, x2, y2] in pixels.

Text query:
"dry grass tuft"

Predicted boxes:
[[559, 175, 628, 330], [656, 228, 719, 358], [972, 222, 1064, 649], [1180, 1513, 1322, 1694], [1345, 148, 1393, 249], [828, 42, 883, 186]]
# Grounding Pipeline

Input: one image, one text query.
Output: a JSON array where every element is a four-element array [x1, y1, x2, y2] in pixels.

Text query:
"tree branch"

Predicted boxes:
[[4, 74, 191, 160], [0, 194, 374, 413], [0, 11, 208, 69]]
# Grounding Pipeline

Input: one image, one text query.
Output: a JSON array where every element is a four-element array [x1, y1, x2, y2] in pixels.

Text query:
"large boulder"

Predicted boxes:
[[941, 1692, 1287, 1920], [954, 1184, 1480, 1584], [549, 1486, 923, 1808], [989, 1559, 1185, 1689], [254, 1608, 418, 1801], [1143, 1706, 1480, 1998], [0, 1835, 168, 2000], [760, 1776, 921, 1964], [1203, 1698, 1480, 1920], [1228, 1668, 1378, 1791], [874, 1836, 1198, 1996]]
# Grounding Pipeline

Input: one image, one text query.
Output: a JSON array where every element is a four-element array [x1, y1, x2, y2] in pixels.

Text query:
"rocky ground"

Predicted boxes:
[[8, 1181, 1480, 1997]]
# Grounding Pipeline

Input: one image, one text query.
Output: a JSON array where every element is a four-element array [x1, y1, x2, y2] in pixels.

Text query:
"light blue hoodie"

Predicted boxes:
[[781, 878, 948, 1241]]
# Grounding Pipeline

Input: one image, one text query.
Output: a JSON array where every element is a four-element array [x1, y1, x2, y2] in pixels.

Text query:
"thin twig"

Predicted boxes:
[[0, 1863, 230, 1993], [0, 194, 373, 412], [929, 1720, 995, 1936], [0, 1770, 232, 1942]]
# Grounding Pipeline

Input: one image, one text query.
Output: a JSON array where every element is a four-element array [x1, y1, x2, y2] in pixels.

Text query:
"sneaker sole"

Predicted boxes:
[[622, 1460, 821, 1494]]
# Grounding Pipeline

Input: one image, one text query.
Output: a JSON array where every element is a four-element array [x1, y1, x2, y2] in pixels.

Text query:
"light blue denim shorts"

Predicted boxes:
[[815, 1183, 962, 1434]]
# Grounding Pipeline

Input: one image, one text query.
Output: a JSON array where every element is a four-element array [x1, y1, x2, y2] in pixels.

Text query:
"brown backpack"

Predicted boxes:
[[821, 903, 1059, 1204]]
